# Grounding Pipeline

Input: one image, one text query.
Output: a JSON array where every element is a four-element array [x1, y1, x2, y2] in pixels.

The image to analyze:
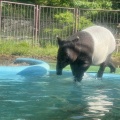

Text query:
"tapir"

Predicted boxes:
[[56, 26, 116, 82]]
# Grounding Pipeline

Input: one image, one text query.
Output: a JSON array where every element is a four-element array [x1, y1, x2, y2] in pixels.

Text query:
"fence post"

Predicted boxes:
[[34, 5, 39, 45], [38, 6, 41, 46], [74, 8, 79, 33], [0, 0, 2, 39]]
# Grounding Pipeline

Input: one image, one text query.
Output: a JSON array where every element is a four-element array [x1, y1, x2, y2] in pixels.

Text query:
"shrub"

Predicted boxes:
[[44, 11, 93, 38], [78, 16, 93, 30]]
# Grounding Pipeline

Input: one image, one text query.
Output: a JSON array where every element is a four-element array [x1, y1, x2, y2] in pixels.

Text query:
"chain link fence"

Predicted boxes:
[[0, 1, 120, 50]]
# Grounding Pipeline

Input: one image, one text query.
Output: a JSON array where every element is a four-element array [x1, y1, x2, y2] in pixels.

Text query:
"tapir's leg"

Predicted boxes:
[[108, 61, 116, 73], [70, 64, 84, 82], [97, 62, 106, 78], [70, 62, 90, 82], [106, 54, 116, 73], [97, 55, 116, 78]]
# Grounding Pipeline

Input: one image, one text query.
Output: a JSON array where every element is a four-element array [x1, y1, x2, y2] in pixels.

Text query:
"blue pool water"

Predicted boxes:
[[0, 70, 120, 120]]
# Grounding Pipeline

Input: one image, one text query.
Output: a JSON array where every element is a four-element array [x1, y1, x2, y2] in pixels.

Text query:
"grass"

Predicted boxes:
[[0, 40, 120, 57], [0, 40, 58, 57]]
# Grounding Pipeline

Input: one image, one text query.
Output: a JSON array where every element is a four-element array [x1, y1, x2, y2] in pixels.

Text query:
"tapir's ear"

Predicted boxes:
[[73, 36, 79, 42], [76, 36, 79, 40], [56, 36, 63, 46], [66, 48, 78, 62]]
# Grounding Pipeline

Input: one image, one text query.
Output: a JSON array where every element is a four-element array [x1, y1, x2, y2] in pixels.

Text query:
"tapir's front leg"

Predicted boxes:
[[70, 62, 90, 82], [97, 62, 106, 78]]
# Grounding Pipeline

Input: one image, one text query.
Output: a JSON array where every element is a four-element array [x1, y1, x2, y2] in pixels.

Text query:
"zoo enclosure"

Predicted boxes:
[[0, 1, 120, 49]]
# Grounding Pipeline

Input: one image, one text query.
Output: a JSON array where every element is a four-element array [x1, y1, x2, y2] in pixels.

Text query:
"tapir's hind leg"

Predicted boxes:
[[106, 54, 116, 73], [97, 54, 116, 79], [108, 60, 116, 73]]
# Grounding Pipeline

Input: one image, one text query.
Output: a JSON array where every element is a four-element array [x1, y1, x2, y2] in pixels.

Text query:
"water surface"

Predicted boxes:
[[0, 71, 120, 120]]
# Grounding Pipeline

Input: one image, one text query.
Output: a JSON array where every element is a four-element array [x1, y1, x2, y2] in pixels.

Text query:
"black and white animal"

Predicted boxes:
[[56, 26, 116, 82]]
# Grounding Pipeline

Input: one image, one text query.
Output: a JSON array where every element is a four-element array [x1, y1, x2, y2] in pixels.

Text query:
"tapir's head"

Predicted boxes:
[[56, 36, 79, 75]]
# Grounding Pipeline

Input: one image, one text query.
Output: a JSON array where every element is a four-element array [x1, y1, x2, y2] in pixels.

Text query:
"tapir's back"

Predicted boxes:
[[83, 26, 116, 65], [67, 26, 116, 65]]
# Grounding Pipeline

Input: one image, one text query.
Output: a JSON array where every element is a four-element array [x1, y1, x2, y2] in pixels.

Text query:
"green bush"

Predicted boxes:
[[44, 11, 93, 38], [54, 11, 74, 24], [74, 1, 112, 9], [78, 16, 93, 30], [44, 11, 74, 37]]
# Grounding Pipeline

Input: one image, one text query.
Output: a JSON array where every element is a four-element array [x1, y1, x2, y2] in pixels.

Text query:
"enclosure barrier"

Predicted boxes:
[[0, 1, 120, 51]]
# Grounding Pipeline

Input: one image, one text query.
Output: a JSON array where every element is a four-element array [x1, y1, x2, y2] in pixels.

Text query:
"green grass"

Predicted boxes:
[[0, 40, 120, 58], [0, 40, 58, 57]]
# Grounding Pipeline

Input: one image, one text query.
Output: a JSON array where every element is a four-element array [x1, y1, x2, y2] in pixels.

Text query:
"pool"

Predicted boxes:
[[0, 59, 120, 120]]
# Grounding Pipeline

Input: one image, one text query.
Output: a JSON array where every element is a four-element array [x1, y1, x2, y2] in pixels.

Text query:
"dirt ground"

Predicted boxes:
[[0, 55, 120, 67]]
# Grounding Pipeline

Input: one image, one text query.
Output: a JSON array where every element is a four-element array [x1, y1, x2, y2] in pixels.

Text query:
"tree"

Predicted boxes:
[[7, 0, 120, 9], [73, 0, 113, 9]]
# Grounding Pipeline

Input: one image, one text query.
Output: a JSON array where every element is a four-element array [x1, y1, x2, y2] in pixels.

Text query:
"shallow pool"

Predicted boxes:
[[0, 71, 120, 120]]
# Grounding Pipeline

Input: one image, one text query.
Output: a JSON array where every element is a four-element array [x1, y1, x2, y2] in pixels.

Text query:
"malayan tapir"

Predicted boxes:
[[56, 26, 116, 82]]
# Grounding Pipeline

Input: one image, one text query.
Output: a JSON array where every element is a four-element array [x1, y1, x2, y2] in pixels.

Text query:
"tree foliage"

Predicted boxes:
[[10, 0, 119, 9], [44, 11, 93, 38]]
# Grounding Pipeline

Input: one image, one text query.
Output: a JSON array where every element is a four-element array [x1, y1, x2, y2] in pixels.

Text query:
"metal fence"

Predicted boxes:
[[37, 6, 76, 46], [0, 1, 120, 48], [0, 1, 35, 43]]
